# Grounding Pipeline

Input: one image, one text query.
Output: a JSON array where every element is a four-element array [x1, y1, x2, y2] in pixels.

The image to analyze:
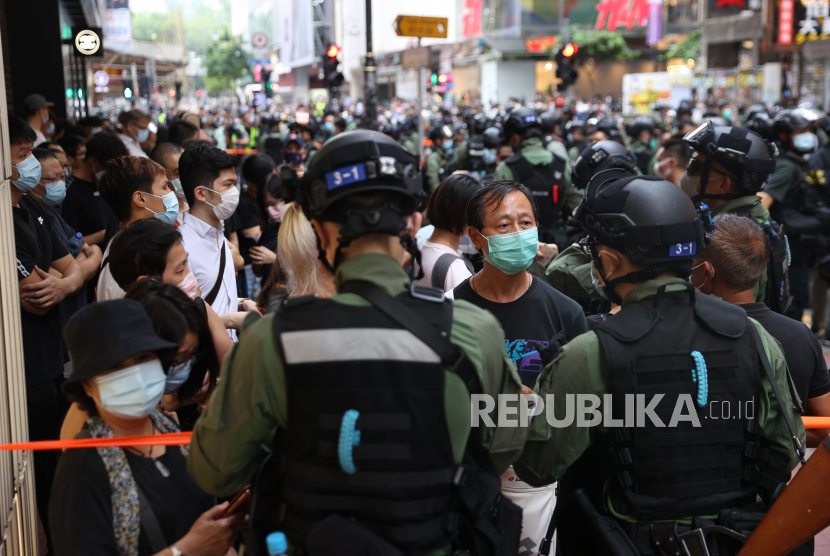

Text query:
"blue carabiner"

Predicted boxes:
[[691, 351, 708, 408], [338, 409, 361, 475]]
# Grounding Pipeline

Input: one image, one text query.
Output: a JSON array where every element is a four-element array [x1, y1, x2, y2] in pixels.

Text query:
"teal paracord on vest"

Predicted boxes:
[[784, 235, 792, 266], [338, 409, 361, 475], [690, 351, 709, 407]]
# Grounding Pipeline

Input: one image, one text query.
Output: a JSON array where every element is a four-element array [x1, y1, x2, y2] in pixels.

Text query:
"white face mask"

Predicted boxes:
[[654, 157, 674, 180], [202, 185, 240, 220], [94, 359, 166, 419]]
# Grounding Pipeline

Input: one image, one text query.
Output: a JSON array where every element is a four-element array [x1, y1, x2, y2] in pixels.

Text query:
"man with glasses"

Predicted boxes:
[[680, 121, 789, 313]]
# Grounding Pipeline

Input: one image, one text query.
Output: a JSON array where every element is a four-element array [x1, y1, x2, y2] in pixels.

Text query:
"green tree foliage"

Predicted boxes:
[[130, 0, 231, 56], [556, 25, 637, 64], [661, 29, 701, 61], [204, 36, 251, 93]]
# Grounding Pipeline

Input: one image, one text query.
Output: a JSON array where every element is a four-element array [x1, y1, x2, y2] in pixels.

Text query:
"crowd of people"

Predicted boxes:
[[8, 89, 830, 556]]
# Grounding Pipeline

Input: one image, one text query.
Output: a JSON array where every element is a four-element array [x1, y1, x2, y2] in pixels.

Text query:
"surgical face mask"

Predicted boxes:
[[94, 359, 166, 419], [165, 356, 195, 394], [443, 138, 453, 150], [136, 127, 151, 143], [178, 271, 199, 300], [591, 250, 620, 300], [13, 154, 42, 192], [793, 132, 818, 154], [284, 151, 303, 167], [144, 190, 180, 225], [477, 227, 538, 275], [324, 121, 335, 133], [689, 262, 713, 291], [203, 185, 240, 220], [91, 127, 103, 135], [654, 157, 674, 180], [34, 179, 66, 206], [482, 148, 497, 166], [267, 201, 286, 222], [44, 113, 50, 124], [46, 123, 55, 136], [722, 109, 733, 120], [170, 178, 184, 197], [649, 138, 659, 149]]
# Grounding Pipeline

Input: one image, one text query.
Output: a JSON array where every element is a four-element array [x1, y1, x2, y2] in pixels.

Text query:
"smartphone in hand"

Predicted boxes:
[[222, 485, 252, 517]]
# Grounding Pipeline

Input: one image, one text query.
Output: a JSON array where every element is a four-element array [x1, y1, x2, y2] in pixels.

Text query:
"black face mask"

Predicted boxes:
[[284, 152, 303, 166]]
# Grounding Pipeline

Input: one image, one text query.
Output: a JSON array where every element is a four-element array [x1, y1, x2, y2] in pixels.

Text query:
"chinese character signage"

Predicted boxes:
[[596, 0, 649, 31], [779, 0, 795, 44], [646, 0, 662, 45], [797, 0, 830, 43]]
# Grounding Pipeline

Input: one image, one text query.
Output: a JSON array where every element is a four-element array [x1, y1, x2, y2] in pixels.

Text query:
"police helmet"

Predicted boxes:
[[429, 124, 453, 143], [593, 116, 623, 142], [380, 122, 402, 141], [471, 113, 489, 134], [772, 108, 821, 136], [682, 121, 777, 195], [566, 119, 587, 133], [571, 141, 638, 190], [540, 112, 563, 134], [704, 116, 732, 128], [573, 172, 710, 299], [744, 103, 769, 122], [503, 107, 541, 137], [745, 112, 774, 142], [630, 116, 657, 139], [482, 127, 504, 149]]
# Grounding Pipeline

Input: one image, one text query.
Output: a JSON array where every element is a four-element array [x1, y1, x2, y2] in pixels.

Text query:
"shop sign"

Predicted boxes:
[[595, 0, 648, 32], [796, 0, 830, 43], [524, 36, 558, 52], [778, 0, 795, 44]]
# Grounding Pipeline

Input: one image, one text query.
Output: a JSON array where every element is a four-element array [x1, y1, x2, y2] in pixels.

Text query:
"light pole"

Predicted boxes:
[[364, 0, 378, 129]]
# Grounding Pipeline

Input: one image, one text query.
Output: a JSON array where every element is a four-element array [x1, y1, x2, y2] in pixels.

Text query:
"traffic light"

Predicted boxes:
[[175, 81, 182, 99], [262, 68, 272, 92], [139, 75, 151, 99], [555, 44, 578, 91], [197, 89, 203, 97], [324, 44, 344, 88], [430, 73, 438, 85], [123, 87, 132, 99]]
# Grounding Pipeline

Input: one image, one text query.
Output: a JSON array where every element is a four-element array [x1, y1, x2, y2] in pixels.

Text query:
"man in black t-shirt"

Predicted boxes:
[[452, 180, 587, 389], [61, 131, 128, 248], [9, 116, 84, 538]]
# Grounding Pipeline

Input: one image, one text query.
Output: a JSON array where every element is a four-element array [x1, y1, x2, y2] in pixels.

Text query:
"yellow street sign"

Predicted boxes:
[[393, 15, 448, 39]]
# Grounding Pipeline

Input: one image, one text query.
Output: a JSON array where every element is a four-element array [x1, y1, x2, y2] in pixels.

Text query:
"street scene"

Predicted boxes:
[[1, 0, 830, 555]]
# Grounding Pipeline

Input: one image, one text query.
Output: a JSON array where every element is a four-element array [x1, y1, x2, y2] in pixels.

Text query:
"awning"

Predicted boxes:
[[97, 40, 188, 76]]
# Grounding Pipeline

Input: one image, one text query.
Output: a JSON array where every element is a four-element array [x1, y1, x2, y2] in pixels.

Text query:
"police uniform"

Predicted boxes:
[[425, 146, 448, 193], [189, 130, 528, 556], [628, 138, 654, 175], [516, 173, 805, 556]]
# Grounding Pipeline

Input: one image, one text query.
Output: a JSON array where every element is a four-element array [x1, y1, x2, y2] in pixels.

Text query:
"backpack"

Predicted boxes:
[[431, 253, 475, 290], [505, 154, 567, 243]]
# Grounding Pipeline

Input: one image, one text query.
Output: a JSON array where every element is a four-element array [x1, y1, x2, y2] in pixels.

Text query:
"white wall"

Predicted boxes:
[[494, 61, 536, 104], [480, 60, 498, 106]]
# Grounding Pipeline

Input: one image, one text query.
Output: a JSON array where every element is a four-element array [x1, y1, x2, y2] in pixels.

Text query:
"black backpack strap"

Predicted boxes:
[[504, 154, 536, 183], [340, 281, 482, 395], [431, 253, 473, 289], [75, 429, 169, 553], [204, 241, 227, 306], [749, 323, 806, 464]]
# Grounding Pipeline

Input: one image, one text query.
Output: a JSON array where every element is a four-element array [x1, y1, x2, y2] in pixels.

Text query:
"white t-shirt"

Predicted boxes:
[[414, 242, 473, 292], [95, 239, 126, 301]]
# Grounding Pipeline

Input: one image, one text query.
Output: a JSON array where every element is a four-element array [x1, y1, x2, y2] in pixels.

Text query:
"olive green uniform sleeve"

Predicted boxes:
[[491, 160, 515, 182], [764, 158, 800, 203], [188, 315, 287, 497], [426, 151, 443, 192], [545, 245, 602, 300], [568, 146, 580, 163], [453, 142, 468, 170], [305, 148, 317, 167]]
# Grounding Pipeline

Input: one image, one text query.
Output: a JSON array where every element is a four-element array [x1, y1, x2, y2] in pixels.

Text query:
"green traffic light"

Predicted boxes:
[[124, 87, 133, 99], [77, 89, 83, 99], [65, 88, 73, 98], [430, 73, 438, 85]]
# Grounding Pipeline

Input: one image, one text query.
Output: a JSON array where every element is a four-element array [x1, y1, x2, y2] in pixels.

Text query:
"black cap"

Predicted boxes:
[[63, 299, 179, 386]]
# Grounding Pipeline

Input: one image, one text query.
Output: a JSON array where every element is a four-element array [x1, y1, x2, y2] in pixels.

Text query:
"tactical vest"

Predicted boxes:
[[466, 137, 486, 172], [593, 284, 765, 522], [271, 291, 461, 553], [505, 153, 567, 243]]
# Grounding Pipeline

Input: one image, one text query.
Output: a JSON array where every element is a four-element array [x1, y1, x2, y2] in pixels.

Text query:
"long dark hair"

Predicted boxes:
[[124, 279, 220, 403]]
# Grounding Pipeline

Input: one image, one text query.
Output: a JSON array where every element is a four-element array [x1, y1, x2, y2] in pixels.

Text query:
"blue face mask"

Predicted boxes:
[[324, 121, 335, 133], [136, 127, 151, 143], [170, 178, 184, 197], [477, 227, 539, 275], [94, 359, 166, 419], [144, 190, 179, 225], [649, 138, 659, 149], [164, 356, 195, 394], [482, 148, 497, 166], [285, 151, 303, 166], [13, 154, 42, 192], [793, 132, 818, 154], [46, 123, 55, 135], [37, 179, 66, 206], [443, 138, 453, 150]]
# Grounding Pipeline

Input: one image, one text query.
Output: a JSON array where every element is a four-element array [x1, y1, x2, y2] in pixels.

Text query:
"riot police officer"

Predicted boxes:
[[491, 107, 576, 245], [516, 173, 805, 556], [541, 112, 569, 163], [589, 115, 624, 144], [480, 126, 503, 182], [454, 113, 489, 172], [426, 124, 453, 192], [188, 130, 527, 556], [628, 115, 657, 174], [680, 121, 788, 312], [565, 119, 589, 162]]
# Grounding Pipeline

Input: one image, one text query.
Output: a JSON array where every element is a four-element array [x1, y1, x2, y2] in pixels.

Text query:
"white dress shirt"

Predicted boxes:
[[95, 239, 125, 301], [118, 133, 149, 158], [178, 211, 237, 340]]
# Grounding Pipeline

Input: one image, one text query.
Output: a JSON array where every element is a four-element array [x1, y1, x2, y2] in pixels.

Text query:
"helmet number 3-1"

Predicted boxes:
[[326, 163, 367, 190], [671, 242, 696, 257]]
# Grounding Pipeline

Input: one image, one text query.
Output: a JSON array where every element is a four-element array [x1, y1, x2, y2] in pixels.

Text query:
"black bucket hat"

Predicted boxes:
[[63, 299, 179, 386]]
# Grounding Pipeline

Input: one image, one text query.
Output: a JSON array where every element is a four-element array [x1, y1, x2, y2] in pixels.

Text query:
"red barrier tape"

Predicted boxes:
[[225, 149, 258, 154]]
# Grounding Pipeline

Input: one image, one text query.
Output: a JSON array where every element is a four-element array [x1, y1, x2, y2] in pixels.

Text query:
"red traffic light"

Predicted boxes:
[[197, 89, 203, 97], [562, 43, 577, 57], [556, 97, 565, 106], [326, 44, 340, 58]]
